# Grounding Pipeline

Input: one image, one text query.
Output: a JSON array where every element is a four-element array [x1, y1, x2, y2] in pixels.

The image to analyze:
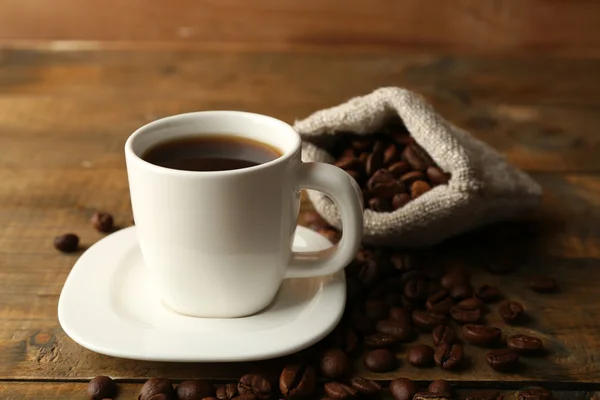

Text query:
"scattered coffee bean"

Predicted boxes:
[[320, 348, 350, 379], [324, 382, 358, 399], [427, 166, 451, 185], [428, 379, 452, 394], [449, 283, 474, 300], [412, 310, 447, 331], [349, 377, 381, 397], [139, 378, 176, 400], [87, 376, 117, 400], [392, 193, 412, 209], [486, 349, 519, 371], [216, 383, 238, 400], [238, 374, 271, 400], [176, 379, 215, 400], [507, 334, 544, 354], [518, 387, 553, 400], [91, 211, 114, 233], [465, 390, 502, 400], [462, 324, 502, 347], [475, 285, 502, 303], [407, 344, 435, 367], [363, 333, 398, 348], [376, 319, 412, 341], [432, 324, 456, 346], [434, 343, 464, 370], [53, 233, 79, 253], [499, 301, 524, 324], [279, 364, 316, 399], [450, 301, 482, 324], [389, 378, 418, 400], [426, 290, 454, 314], [413, 392, 451, 400], [528, 275, 560, 293], [389, 307, 411, 322], [363, 348, 397, 372]]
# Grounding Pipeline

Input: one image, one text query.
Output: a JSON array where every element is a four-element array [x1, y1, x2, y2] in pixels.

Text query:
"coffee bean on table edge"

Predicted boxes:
[[349, 377, 381, 397], [486, 349, 519, 372], [363, 348, 397, 372], [320, 348, 351, 379], [528, 275, 560, 293], [324, 382, 358, 399], [389, 378, 418, 400], [507, 334, 545, 354], [279, 364, 316, 399], [238, 374, 271, 400], [139, 378, 176, 400], [54, 233, 79, 253], [499, 301, 524, 324], [428, 379, 452, 395], [462, 324, 502, 347], [376, 318, 412, 341], [87, 376, 117, 400], [364, 332, 399, 348], [91, 210, 114, 233], [450, 301, 481, 324], [434, 343, 464, 370], [177, 379, 215, 400], [216, 383, 238, 400], [406, 344, 435, 367], [432, 324, 456, 346]]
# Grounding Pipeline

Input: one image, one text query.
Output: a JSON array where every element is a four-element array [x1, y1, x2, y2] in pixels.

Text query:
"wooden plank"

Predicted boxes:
[[0, 382, 598, 400], [0, 0, 600, 58], [0, 49, 599, 172]]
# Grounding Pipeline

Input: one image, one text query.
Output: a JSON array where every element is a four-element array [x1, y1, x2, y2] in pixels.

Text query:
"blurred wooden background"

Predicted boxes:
[[0, 0, 599, 57]]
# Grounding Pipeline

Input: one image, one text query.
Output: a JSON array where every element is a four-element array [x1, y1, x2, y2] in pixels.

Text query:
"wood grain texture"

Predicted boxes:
[[1, 49, 600, 389], [1, 0, 600, 58]]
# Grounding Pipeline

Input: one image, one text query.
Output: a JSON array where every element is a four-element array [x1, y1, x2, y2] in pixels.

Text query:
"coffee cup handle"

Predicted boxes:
[[285, 162, 364, 279]]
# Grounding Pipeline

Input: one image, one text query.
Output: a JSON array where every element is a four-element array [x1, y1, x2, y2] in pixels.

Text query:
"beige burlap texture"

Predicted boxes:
[[295, 87, 542, 247]]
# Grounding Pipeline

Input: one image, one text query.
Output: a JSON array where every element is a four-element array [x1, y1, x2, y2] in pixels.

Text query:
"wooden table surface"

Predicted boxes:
[[1, 47, 600, 399]]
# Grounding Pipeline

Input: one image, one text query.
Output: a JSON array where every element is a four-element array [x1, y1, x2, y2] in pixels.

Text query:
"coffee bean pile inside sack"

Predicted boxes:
[[328, 120, 451, 212]]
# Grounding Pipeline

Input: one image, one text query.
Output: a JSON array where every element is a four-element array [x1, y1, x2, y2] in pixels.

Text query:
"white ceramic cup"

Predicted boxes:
[[125, 111, 363, 318]]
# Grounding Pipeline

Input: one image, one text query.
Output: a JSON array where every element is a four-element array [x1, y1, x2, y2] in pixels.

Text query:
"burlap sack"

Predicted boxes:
[[295, 87, 542, 247]]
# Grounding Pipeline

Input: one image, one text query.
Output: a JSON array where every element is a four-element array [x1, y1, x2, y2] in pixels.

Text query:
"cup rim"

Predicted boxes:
[[125, 111, 301, 176]]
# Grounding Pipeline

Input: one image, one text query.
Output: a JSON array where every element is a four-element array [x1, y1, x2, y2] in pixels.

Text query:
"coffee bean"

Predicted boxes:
[[389, 307, 411, 322], [410, 180, 432, 199], [366, 152, 384, 177], [389, 378, 418, 400], [388, 161, 411, 178], [53, 233, 79, 253], [412, 310, 447, 331], [465, 390, 502, 400], [383, 144, 400, 165], [335, 157, 363, 172], [413, 392, 452, 400], [216, 384, 238, 400], [407, 344, 435, 367], [475, 285, 502, 303], [440, 270, 470, 290], [432, 324, 456, 346], [392, 193, 412, 210], [364, 332, 398, 348], [139, 378, 176, 400], [427, 166, 451, 185], [364, 299, 390, 321], [367, 169, 395, 189], [449, 283, 474, 300], [324, 382, 358, 399], [426, 290, 454, 314], [400, 171, 427, 186], [507, 334, 544, 354], [177, 380, 215, 400], [518, 387, 553, 400], [349, 377, 381, 397], [404, 279, 427, 302], [368, 197, 392, 212], [402, 144, 428, 171], [486, 349, 519, 371], [91, 211, 114, 233], [457, 297, 484, 310], [320, 348, 350, 379], [450, 301, 482, 324], [363, 348, 397, 372], [328, 325, 358, 354], [279, 364, 316, 399], [238, 374, 271, 400], [428, 380, 452, 394], [462, 324, 502, 347], [434, 343, 463, 370], [376, 319, 412, 341], [499, 301, 524, 324], [528, 275, 559, 293], [87, 376, 117, 400]]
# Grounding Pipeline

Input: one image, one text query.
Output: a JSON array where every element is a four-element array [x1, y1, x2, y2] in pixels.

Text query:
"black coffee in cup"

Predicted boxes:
[[143, 135, 282, 172]]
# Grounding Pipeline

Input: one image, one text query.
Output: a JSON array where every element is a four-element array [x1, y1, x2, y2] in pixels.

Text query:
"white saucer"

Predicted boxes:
[[58, 226, 346, 362]]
